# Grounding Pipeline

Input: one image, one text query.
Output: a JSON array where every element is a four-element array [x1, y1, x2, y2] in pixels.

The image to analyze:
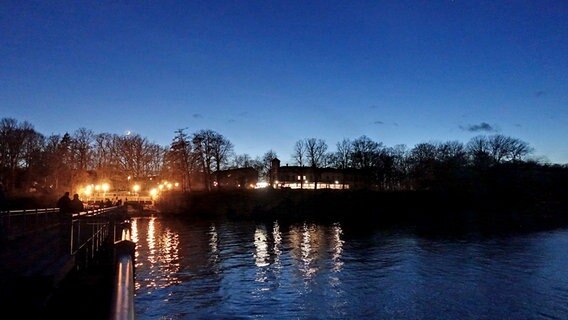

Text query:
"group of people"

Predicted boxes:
[[56, 191, 84, 214]]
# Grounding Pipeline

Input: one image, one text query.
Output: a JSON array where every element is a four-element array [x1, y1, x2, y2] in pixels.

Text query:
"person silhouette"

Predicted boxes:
[[56, 192, 71, 214], [70, 193, 84, 214]]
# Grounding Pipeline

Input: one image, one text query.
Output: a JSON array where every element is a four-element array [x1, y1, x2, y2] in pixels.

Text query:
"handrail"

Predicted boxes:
[[73, 206, 120, 218], [111, 221, 136, 320], [1, 206, 119, 217], [1, 207, 60, 216]]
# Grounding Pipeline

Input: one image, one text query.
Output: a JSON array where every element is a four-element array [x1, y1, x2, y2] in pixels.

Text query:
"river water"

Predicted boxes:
[[132, 216, 568, 319]]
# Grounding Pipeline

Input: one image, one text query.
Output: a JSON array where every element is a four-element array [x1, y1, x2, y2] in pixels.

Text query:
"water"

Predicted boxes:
[[132, 217, 568, 319]]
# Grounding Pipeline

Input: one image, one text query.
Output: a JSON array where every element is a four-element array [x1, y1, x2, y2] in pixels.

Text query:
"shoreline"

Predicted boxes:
[[154, 189, 568, 231]]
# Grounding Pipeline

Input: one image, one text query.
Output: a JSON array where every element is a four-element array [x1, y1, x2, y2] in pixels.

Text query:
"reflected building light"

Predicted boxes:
[[301, 223, 312, 263], [288, 223, 320, 282], [209, 224, 219, 263], [273, 220, 282, 266], [161, 228, 180, 264], [147, 217, 157, 265], [332, 222, 344, 272], [159, 228, 181, 288], [254, 226, 270, 267], [131, 218, 139, 243], [131, 218, 141, 282], [301, 223, 319, 280]]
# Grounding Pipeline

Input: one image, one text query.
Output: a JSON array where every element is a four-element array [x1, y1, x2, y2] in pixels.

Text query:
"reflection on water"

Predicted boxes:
[[208, 223, 219, 263], [254, 225, 269, 268], [331, 223, 344, 273], [132, 217, 181, 293], [133, 217, 568, 320]]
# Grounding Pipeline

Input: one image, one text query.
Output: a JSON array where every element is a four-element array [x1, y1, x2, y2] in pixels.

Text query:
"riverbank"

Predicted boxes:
[[154, 188, 568, 232]]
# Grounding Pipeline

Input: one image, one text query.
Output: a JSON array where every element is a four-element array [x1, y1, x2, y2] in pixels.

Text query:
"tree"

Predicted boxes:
[[259, 150, 278, 182], [20, 130, 45, 192], [292, 139, 306, 166], [233, 154, 253, 168], [509, 138, 533, 162], [333, 138, 352, 169], [192, 129, 231, 190], [0, 118, 39, 192], [351, 135, 381, 170], [303, 138, 328, 189], [467, 135, 491, 167], [112, 133, 163, 183], [409, 142, 438, 189], [72, 128, 95, 171], [210, 132, 234, 173], [305, 138, 328, 168], [92, 133, 117, 186], [166, 128, 193, 191]]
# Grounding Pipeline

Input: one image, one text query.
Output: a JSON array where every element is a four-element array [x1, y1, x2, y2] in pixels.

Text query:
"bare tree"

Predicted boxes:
[[408, 142, 438, 189], [351, 135, 382, 170], [303, 138, 328, 189], [334, 138, 352, 169], [292, 139, 306, 166], [305, 138, 328, 168], [260, 149, 278, 182], [21, 130, 45, 191], [467, 135, 491, 167], [92, 133, 117, 184], [166, 128, 193, 191], [233, 154, 253, 168], [210, 132, 234, 173], [436, 140, 467, 165], [488, 134, 511, 164], [112, 133, 162, 181], [0, 118, 39, 191], [192, 129, 217, 191], [509, 137, 533, 161], [72, 128, 95, 171]]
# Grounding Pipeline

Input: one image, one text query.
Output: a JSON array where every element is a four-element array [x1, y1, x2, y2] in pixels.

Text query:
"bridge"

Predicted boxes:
[[0, 205, 137, 319]]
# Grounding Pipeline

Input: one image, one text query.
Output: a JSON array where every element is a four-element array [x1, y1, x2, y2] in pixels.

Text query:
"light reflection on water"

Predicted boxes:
[[132, 217, 568, 320], [132, 217, 181, 293]]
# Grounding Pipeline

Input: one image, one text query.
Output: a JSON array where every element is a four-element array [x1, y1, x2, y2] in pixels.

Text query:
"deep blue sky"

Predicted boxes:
[[1, 1, 567, 164]]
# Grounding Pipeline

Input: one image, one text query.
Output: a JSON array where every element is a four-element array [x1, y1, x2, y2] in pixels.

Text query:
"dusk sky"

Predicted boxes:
[[1, 1, 567, 164]]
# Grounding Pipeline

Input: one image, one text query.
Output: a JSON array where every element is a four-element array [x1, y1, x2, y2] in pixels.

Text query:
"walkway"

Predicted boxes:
[[0, 207, 128, 317]]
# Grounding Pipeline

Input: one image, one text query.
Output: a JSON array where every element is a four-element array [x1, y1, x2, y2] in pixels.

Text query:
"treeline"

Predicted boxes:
[[0, 117, 567, 198]]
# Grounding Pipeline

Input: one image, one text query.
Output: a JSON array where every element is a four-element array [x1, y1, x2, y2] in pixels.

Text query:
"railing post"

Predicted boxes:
[[111, 219, 136, 320]]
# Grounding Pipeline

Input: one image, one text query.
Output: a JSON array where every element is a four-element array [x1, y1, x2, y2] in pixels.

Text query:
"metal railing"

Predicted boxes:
[[1, 205, 125, 269], [69, 206, 126, 270], [111, 220, 136, 320], [1, 207, 61, 240]]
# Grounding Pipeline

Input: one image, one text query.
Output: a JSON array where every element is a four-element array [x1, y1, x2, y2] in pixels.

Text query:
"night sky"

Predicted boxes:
[[1, 1, 567, 164]]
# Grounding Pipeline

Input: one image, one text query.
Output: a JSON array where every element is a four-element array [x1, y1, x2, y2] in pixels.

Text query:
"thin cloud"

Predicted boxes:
[[460, 122, 497, 132], [373, 120, 384, 125]]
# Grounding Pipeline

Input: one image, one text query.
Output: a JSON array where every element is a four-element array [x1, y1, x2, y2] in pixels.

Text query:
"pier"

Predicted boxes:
[[0, 205, 136, 319]]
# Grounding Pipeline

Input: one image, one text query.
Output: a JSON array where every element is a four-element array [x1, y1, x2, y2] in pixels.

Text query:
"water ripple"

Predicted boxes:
[[133, 218, 568, 320]]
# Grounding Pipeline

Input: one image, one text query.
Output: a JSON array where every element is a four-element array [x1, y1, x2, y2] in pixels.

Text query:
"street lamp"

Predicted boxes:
[[133, 184, 140, 201], [102, 183, 110, 199]]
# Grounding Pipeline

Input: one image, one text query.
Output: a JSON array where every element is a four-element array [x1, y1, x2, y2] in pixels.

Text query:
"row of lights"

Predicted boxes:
[[81, 183, 110, 197], [78, 180, 180, 199]]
